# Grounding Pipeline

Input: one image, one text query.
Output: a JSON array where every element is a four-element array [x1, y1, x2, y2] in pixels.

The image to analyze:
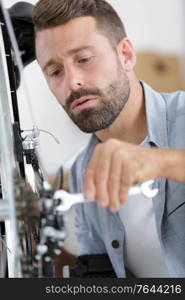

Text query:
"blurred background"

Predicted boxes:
[[4, 0, 185, 176]]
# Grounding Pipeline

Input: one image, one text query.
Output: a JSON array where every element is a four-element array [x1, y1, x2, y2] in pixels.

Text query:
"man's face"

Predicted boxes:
[[36, 17, 130, 133]]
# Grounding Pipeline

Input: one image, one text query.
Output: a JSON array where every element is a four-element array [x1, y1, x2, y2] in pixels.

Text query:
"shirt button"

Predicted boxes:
[[111, 240, 120, 249]]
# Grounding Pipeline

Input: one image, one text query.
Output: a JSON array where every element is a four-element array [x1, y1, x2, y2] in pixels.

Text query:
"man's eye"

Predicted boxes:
[[50, 69, 62, 77], [79, 57, 93, 64]]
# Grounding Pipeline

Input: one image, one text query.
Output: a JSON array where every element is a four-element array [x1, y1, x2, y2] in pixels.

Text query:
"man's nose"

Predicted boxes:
[[66, 67, 85, 91]]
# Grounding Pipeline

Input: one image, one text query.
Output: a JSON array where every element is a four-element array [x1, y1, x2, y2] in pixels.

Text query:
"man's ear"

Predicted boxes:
[[117, 38, 137, 72]]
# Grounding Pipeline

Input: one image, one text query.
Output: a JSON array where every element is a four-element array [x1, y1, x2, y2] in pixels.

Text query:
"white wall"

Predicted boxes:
[[108, 0, 185, 56], [4, 0, 185, 175]]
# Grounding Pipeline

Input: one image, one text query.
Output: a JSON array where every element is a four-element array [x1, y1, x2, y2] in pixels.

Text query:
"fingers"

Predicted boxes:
[[83, 139, 161, 213], [108, 152, 123, 212], [84, 139, 133, 212], [94, 152, 110, 207], [84, 143, 114, 207], [119, 167, 132, 204]]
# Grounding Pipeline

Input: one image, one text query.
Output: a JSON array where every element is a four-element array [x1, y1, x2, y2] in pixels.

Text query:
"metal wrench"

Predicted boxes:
[[54, 180, 158, 213]]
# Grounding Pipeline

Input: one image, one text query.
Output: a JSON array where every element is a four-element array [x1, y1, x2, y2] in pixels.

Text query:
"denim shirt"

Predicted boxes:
[[69, 82, 185, 277]]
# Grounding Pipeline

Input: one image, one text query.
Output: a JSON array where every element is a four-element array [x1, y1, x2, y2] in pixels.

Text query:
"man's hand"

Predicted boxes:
[[84, 139, 167, 212]]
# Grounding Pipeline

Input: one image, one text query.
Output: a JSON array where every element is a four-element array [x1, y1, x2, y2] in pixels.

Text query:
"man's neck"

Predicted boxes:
[[96, 79, 147, 145]]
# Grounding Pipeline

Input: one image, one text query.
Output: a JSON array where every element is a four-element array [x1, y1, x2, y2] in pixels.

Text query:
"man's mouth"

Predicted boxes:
[[71, 96, 99, 113]]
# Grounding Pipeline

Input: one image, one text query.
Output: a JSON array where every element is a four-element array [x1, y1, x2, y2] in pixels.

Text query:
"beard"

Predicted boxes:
[[63, 65, 130, 133]]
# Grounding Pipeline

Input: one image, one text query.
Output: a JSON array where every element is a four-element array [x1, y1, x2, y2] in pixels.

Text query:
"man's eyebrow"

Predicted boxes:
[[67, 46, 95, 55], [42, 46, 95, 72]]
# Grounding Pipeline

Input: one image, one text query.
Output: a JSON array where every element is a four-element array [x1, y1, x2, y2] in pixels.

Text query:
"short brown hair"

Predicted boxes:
[[32, 0, 127, 45]]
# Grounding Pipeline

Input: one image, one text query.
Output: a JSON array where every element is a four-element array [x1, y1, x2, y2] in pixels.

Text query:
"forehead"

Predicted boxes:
[[35, 16, 111, 66]]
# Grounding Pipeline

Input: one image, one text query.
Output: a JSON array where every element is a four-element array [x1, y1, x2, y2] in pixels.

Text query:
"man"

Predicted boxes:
[[33, 0, 185, 277]]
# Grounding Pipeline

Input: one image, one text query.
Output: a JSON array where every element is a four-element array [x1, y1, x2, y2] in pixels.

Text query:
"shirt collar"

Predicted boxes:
[[141, 81, 168, 148]]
